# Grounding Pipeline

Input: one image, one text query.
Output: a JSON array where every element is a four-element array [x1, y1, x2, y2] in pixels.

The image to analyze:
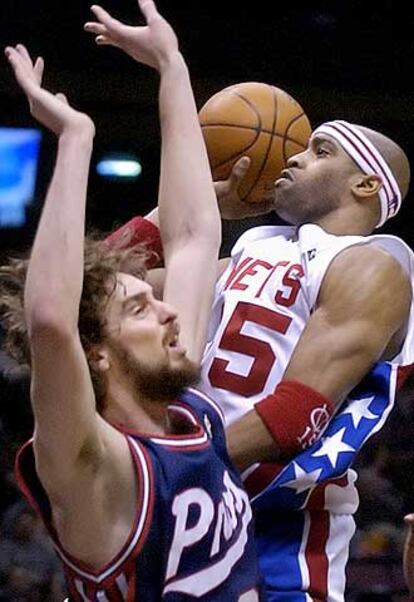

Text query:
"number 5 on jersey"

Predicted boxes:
[[208, 301, 292, 396]]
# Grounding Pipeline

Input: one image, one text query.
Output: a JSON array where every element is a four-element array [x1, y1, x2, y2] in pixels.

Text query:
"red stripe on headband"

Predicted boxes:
[[327, 122, 393, 208]]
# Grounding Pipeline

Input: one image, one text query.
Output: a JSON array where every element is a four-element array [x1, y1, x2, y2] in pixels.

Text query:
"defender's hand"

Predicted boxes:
[[5, 45, 94, 137], [214, 156, 275, 220], [84, 0, 179, 73]]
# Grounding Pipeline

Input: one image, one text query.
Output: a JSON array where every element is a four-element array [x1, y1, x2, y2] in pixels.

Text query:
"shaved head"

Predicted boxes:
[[274, 120, 410, 231], [356, 125, 411, 201]]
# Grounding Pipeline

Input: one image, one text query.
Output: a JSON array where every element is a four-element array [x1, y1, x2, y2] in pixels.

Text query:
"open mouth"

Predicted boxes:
[[166, 324, 181, 349], [280, 169, 293, 181], [275, 169, 294, 186], [168, 333, 179, 348], [167, 334, 186, 356]]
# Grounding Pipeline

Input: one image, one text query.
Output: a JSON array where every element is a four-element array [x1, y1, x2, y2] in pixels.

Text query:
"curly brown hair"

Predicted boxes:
[[0, 235, 150, 406]]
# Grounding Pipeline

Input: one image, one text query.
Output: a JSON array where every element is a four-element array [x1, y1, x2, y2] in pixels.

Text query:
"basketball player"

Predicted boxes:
[[1, 1, 263, 600], [78, 4, 414, 599], [108, 120, 414, 600], [197, 122, 414, 601]]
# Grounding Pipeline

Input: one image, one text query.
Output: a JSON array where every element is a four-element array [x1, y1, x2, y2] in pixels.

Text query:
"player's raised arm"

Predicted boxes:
[[85, 0, 221, 362], [4, 45, 102, 489]]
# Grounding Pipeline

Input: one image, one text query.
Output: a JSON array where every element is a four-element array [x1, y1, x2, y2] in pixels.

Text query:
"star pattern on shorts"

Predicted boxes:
[[281, 462, 323, 494], [341, 396, 377, 429], [249, 363, 394, 507], [311, 427, 355, 468]]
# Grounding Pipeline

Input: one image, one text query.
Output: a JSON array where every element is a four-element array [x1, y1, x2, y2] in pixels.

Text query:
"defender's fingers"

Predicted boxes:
[[138, 0, 160, 23], [84, 22, 107, 36], [90, 5, 119, 29], [15, 43, 34, 67], [34, 56, 44, 83], [4, 46, 15, 60], [4, 47, 23, 70], [95, 35, 116, 46], [5, 48, 35, 93]]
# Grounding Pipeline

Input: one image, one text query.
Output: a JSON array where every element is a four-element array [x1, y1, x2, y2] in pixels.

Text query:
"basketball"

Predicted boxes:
[[199, 82, 312, 204]]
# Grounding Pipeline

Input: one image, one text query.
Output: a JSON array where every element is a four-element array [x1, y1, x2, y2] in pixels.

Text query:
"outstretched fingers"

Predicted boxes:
[[84, 21, 107, 36], [34, 56, 45, 85], [4, 46, 18, 66], [86, 5, 123, 46], [84, 21, 113, 46], [4, 45, 48, 114], [5, 45, 25, 67], [89, 5, 118, 29], [15, 43, 34, 67], [4, 46, 31, 86], [137, 0, 160, 23], [5, 45, 44, 80]]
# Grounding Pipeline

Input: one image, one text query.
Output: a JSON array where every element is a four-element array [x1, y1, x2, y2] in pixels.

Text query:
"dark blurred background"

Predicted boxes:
[[1, 0, 414, 249], [0, 1, 414, 600]]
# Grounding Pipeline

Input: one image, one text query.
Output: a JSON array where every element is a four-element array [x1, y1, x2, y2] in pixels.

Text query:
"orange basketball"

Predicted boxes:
[[199, 82, 312, 203]]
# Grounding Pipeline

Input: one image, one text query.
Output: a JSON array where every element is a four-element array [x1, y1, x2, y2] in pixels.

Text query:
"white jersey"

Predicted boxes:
[[198, 223, 414, 602], [199, 223, 414, 426]]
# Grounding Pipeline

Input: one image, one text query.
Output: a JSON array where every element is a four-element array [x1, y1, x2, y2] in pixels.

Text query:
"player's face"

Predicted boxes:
[[273, 133, 359, 224], [102, 273, 199, 401]]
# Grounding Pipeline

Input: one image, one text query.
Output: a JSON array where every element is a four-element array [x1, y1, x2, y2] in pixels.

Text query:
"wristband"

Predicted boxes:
[[255, 380, 334, 457], [105, 216, 163, 268]]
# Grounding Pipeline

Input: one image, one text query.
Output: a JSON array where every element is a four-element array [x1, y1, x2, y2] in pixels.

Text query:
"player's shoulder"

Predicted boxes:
[[178, 388, 229, 457], [332, 235, 411, 282], [330, 241, 401, 273], [179, 388, 225, 427], [301, 224, 413, 278], [322, 238, 412, 309]]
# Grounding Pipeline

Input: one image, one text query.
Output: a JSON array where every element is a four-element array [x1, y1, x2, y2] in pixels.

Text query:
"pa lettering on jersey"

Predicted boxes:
[[164, 471, 252, 597], [224, 257, 304, 308]]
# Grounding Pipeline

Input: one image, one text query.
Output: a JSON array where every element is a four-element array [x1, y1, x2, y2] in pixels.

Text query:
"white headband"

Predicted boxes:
[[313, 120, 402, 228]]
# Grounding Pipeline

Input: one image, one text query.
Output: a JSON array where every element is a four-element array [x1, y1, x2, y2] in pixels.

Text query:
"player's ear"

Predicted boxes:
[[88, 346, 110, 373], [351, 173, 383, 200]]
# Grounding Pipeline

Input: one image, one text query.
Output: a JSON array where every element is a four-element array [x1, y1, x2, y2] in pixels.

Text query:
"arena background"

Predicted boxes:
[[0, 1, 413, 600]]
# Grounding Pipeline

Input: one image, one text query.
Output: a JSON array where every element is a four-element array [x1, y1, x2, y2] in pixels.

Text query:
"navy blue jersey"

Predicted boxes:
[[16, 388, 264, 601]]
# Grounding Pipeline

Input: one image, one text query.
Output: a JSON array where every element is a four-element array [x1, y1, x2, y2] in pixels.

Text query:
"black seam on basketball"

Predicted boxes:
[[240, 83, 278, 202], [282, 111, 308, 164], [212, 138, 259, 170], [209, 90, 264, 170], [231, 91, 262, 130], [202, 123, 307, 147]]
